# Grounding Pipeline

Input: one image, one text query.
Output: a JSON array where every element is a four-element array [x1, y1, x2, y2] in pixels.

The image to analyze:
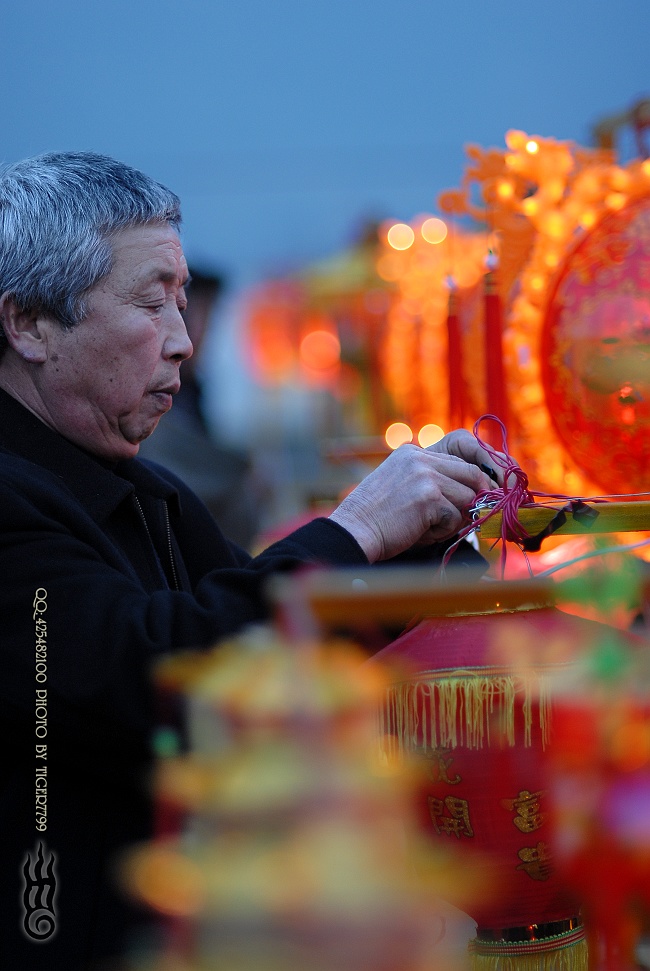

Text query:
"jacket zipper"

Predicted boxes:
[[133, 496, 180, 591], [163, 501, 180, 591]]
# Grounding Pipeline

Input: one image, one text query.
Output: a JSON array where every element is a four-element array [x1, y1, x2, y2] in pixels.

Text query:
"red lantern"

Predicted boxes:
[[372, 604, 643, 970], [541, 197, 650, 495]]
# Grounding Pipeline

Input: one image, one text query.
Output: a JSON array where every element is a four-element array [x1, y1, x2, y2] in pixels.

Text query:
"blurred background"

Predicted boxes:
[[2, 0, 648, 544]]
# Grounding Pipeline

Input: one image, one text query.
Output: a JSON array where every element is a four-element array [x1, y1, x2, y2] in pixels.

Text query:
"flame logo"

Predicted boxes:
[[21, 842, 57, 941]]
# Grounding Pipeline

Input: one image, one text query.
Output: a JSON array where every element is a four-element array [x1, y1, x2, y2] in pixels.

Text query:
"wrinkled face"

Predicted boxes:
[[36, 223, 193, 461]]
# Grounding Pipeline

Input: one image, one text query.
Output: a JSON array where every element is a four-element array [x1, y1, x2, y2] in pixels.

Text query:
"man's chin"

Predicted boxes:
[[113, 422, 160, 460]]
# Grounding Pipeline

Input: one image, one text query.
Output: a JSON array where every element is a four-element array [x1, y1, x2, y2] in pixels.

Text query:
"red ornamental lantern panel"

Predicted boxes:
[[371, 606, 641, 969], [541, 198, 650, 496]]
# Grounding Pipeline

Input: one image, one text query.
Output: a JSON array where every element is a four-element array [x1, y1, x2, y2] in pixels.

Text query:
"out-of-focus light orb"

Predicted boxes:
[[540, 211, 569, 240], [505, 129, 528, 152], [496, 180, 515, 201], [525, 139, 539, 154], [521, 196, 540, 218], [299, 329, 340, 370], [387, 223, 415, 250], [418, 423, 444, 447], [543, 250, 562, 269], [578, 209, 598, 230], [385, 422, 413, 449], [605, 192, 627, 211], [421, 217, 448, 244]]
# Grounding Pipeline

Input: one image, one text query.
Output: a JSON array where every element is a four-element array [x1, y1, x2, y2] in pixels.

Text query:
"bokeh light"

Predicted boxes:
[[521, 196, 540, 218], [605, 192, 628, 211], [496, 180, 515, 201], [417, 423, 445, 447], [579, 209, 598, 229], [421, 217, 448, 244], [385, 422, 413, 449], [299, 329, 341, 370], [387, 223, 415, 250]]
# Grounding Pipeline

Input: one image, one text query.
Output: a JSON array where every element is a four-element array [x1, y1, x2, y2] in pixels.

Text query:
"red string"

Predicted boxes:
[[441, 415, 606, 578]]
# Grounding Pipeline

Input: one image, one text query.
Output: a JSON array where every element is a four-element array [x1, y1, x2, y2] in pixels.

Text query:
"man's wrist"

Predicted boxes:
[[328, 507, 381, 563]]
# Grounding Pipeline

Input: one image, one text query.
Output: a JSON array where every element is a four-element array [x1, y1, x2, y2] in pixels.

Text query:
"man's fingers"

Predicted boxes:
[[426, 430, 509, 486], [423, 451, 496, 493]]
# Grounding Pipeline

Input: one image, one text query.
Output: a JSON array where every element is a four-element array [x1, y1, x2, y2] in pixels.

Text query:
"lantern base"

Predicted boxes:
[[469, 918, 587, 971]]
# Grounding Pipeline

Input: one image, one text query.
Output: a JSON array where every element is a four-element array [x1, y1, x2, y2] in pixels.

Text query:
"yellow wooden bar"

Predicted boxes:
[[270, 567, 557, 626], [271, 564, 650, 628], [478, 500, 650, 538]]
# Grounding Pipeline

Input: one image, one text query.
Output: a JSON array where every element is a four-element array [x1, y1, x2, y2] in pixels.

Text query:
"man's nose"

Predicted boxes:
[[164, 308, 193, 363]]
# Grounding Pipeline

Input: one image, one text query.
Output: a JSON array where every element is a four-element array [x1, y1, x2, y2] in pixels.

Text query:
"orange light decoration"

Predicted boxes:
[[376, 215, 487, 434], [386, 131, 650, 496], [243, 130, 650, 499]]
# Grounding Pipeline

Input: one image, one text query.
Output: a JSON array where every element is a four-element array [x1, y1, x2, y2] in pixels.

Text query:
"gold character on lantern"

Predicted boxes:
[[501, 789, 547, 833], [428, 796, 474, 839], [427, 749, 462, 786], [516, 841, 553, 881]]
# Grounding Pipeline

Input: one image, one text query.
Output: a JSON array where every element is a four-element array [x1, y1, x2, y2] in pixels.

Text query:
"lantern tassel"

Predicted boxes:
[[469, 923, 588, 971], [379, 670, 553, 759]]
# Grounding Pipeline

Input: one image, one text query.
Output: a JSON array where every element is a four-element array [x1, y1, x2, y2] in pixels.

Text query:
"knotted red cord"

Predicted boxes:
[[441, 415, 606, 578]]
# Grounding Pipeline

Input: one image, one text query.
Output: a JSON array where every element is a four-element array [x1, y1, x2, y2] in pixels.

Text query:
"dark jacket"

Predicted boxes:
[[0, 388, 370, 969], [0, 388, 485, 968]]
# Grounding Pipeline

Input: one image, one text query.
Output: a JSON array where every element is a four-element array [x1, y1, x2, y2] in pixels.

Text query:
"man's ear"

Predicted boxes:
[[0, 293, 49, 363]]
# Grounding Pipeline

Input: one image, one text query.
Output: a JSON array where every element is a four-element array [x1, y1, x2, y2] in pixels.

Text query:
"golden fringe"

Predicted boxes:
[[469, 936, 588, 971], [378, 672, 553, 756]]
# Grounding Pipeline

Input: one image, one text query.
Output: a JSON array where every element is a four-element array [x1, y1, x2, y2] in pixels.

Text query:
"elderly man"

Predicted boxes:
[[0, 152, 497, 969]]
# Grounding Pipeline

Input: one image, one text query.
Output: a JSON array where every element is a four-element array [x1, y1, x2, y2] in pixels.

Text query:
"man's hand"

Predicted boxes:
[[427, 428, 506, 484], [329, 432, 498, 563]]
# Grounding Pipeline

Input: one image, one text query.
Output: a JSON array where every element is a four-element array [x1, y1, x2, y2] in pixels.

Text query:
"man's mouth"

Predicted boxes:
[[151, 380, 180, 396], [150, 384, 179, 409]]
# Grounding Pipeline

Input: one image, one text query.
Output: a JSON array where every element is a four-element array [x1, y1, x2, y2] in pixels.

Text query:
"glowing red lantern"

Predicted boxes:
[[541, 197, 650, 495], [372, 604, 641, 970]]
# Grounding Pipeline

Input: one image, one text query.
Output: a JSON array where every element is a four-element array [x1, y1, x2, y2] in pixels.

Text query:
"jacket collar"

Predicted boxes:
[[0, 387, 180, 522]]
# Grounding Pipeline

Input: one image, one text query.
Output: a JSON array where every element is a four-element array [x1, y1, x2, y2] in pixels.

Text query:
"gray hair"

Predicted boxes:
[[0, 151, 181, 352]]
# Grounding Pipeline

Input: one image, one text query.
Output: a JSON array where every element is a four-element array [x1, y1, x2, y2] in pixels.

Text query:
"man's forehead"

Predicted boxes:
[[113, 224, 188, 286], [142, 263, 189, 286]]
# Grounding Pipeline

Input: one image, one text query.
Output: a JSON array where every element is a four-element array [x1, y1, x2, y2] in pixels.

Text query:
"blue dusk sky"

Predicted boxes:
[[1, 1, 647, 290]]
